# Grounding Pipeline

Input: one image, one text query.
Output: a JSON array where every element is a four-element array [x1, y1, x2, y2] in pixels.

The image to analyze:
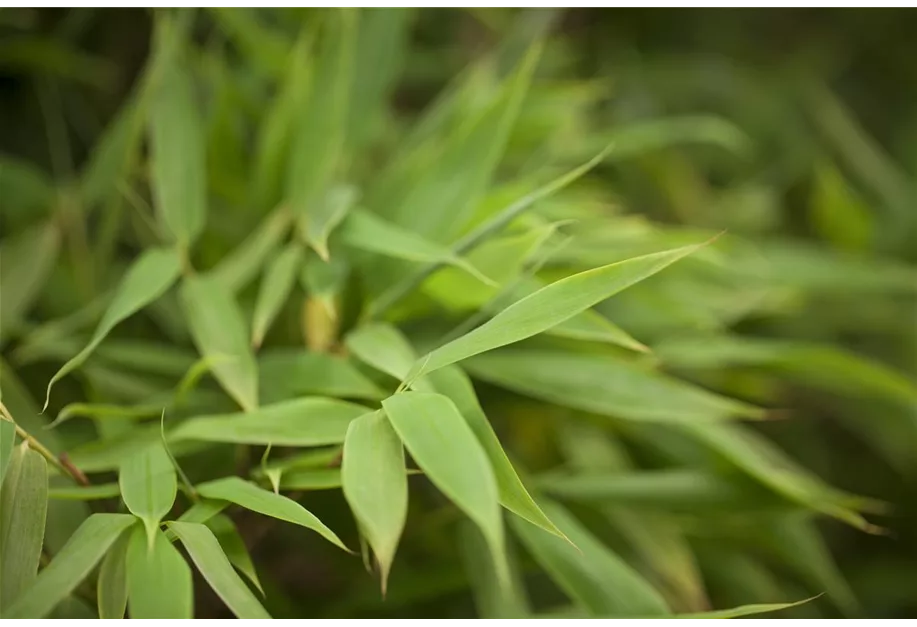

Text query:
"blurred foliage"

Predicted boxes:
[[1, 7, 915, 619]]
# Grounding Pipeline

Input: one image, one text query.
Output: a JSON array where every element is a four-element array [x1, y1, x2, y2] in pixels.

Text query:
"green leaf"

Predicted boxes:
[[467, 348, 762, 423], [0, 419, 15, 483], [177, 499, 229, 525], [459, 520, 529, 618], [259, 349, 384, 403], [666, 598, 815, 619], [251, 241, 303, 348], [0, 220, 60, 340], [210, 207, 293, 293], [126, 525, 193, 619], [407, 242, 708, 381], [345, 322, 420, 382], [286, 9, 356, 219], [2, 513, 136, 619], [425, 365, 567, 542], [179, 274, 258, 411], [511, 499, 670, 617], [302, 184, 357, 261], [149, 61, 206, 248], [342, 410, 407, 593], [206, 514, 263, 595], [0, 156, 54, 221], [43, 247, 182, 410], [196, 476, 350, 552], [0, 442, 49, 605], [97, 530, 129, 619], [279, 468, 346, 491], [118, 441, 177, 547], [49, 483, 122, 501], [382, 391, 508, 587], [169, 521, 270, 619], [171, 398, 369, 446], [341, 209, 495, 286]]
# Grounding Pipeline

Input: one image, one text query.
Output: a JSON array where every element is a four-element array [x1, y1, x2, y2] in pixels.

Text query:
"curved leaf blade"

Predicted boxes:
[[97, 531, 129, 619], [251, 242, 303, 348], [126, 525, 193, 619], [119, 441, 177, 547]]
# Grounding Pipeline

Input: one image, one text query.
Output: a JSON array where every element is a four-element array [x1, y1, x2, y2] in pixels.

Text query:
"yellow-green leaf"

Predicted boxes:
[[382, 391, 508, 588], [206, 514, 263, 595], [43, 247, 182, 410], [2, 513, 137, 619], [171, 398, 369, 446], [169, 521, 270, 619], [251, 242, 303, 348], [0, 442, 48, 605], [97, 531, 129, 619], [302, 184, 357, 261], [210, 207, 293, 293], [180, 274, 258, 411], [259, 349, 384, 403], [0, 220, 60, 340], [126, 525, 193, 619], [196, 476, 349, 552], [342, 410, 407, 593], [118, 441, 177, 547]]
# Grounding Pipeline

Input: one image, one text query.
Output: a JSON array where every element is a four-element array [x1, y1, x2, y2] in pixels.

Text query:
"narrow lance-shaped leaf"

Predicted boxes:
[[342, 410, 407, 593], [406, 242, 708, 382], [169, 522, 270, 619], [0, 221, 60, 340], [2, 513, 137, 619], [210, 207, 293, 293], [50, 483, 123, 501], [251, 241, 303, 348], [259, 350, 384, 403], [206, 514, 263, 595], [119, 441, 177, 548], [0, 419, 15, 483], [661, 598, 817, 619], [341, 209, 495, 286], [171, 397, 369, 446], [180, 274, 258, 411], [196, 476, 350, 552], [149, 61, 207, 248], [459, 520, 529, 619], [126, 525, 193, 619], [345, 322, 420, 381], [426, 365, 568, 542], [382, 391, 509, 588], [0, 442, 49, 606], [44, 247, 182, 410], [302, 184, 357, 261], [511, 499, 670, 617], [97, 530, 129, 619]]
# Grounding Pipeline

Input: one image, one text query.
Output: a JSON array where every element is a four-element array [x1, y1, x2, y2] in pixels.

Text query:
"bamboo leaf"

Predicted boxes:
[[342, 410, 407, 593], [511, 499, 670, 617], [302, 184, 357, 261], [407, 243, 708, 381], [666, 598, 816, 619], [180, 274, 258, 411], [118, 441, 177, 547], [345, 322, 419, 381], [459, 520, 529, 618], [466, 348, 762, 423], [259, 349, 384, 403], [206, 514, 263, 595], [50, 483, 122, 501], [97, 530, 129, 619], [168, 521, 270, 619], [196, 476, 350, 552], [0, 442, 48, 605], [2, 513, 137, 619], [149, 61, 206, 248], [0, 419, 15, 483], [171, 398, 370, 446], [0, 220, 60, 340], [279, 468, 347, 491], [425, 365, 567, 542], [43, 247, 182, 410], [251, 242, 303, 348], [210, 207, 293, 293], [382, 391, 508, 587], [125, 525, 193, 619]]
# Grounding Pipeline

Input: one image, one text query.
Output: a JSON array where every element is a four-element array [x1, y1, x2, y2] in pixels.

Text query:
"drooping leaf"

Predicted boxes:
[[345, 322, 418, 381], [2, 513, 137, 619], [459, 520, 529, 619], [407, 243, 708, 381], [118, 441, 177, 547], [0, 220, 60, 341], [259, 349, 384, 403], [179, 274, 258, 411], [196, 476, 350, 552], [210, 207, 293, 293], [168, 521, 270, 619], [342, 410, 407, 593], [302, 184, 357, 261], [97, 530, 129, 619], [251, 241, 303, 348], [665, 598, 815, 619], [149, 61, 207, 248], [171, 398, 369, 446], [0, 442, 48, 605], [426, 365, 567, 541], [206, 514, 263, 595], [511, 499, 670, 617], [466, 348, 762, 423], [382, 391, 508, 587], [43, 247, 182, 410], [125, 525, 193, 619]]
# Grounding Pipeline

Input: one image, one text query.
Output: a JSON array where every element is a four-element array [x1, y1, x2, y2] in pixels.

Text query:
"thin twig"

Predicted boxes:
[[1, 403, 87, 486]]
